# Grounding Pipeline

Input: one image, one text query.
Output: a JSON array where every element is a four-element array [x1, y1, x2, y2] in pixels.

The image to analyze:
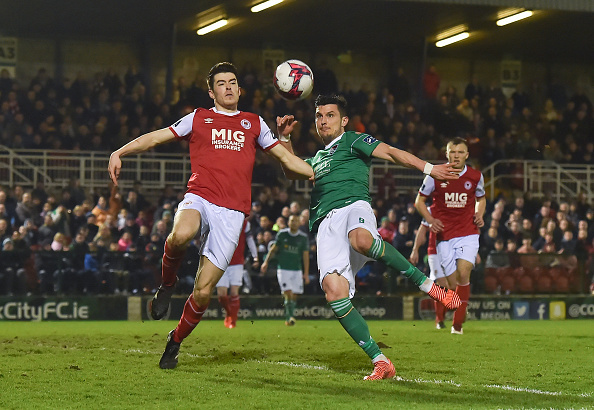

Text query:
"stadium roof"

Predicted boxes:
[[0, 0, 592, 63]]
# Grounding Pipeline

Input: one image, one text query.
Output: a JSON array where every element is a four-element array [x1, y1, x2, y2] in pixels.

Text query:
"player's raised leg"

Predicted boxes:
[[151, 208, 201, 320], [356, 230, 461, 310]]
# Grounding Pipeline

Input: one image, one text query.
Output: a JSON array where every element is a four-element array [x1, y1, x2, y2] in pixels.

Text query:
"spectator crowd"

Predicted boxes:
[[0, 62, 594, 296]]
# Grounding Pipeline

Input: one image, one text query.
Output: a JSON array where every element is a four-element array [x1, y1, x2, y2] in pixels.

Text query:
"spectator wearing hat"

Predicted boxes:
[[250, 201, 263, 223], [122, 213, 140, 241], [0, 237, 27, 295], [70, 205, 88, 238], [85, 212, 99, 241]]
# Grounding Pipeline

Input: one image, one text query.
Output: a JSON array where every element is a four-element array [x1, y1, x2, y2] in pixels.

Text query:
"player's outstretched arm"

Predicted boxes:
[[371, 142, 459, 181], [268, 115, 314, 180], [268, 144, 314, 180], [108, 128, 176, 185]]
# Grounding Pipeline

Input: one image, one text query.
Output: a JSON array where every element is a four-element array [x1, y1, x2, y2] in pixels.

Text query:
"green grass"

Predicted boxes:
[[1, 320, 593, 409]]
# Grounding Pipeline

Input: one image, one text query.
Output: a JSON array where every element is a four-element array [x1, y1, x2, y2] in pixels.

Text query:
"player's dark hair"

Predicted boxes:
[[207, 62, 238, 90], [447, 136, 469, 149], [315, 94, 348, 117]]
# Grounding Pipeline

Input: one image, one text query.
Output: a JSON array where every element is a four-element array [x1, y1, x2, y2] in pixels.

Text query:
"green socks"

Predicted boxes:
[[368, 238, 427, 287], [284, 298, 295, 321], [329, 298, 381, 360]]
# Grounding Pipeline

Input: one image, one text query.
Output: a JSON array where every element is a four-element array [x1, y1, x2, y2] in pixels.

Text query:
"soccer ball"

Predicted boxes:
[[273, 59, 314, 101]]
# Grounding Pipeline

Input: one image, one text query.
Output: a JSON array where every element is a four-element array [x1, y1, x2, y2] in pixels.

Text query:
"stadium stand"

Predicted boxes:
[[0, 63, 593, 296]]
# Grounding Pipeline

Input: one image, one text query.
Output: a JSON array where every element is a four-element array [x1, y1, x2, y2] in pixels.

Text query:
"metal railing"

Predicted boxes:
[[0, 146, 190, 197], [481, 160, 594, 204], [1, 146, 593, 203]]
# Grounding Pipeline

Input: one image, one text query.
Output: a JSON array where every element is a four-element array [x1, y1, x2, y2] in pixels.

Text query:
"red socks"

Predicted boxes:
[[229, 295, 240, 326], [162, 241, 186, 287], [218, 295, 230, 316], [173, 295, 209, 343], [452, 283, 470, 331], [219, 295, 240, 326], [434, 301, 446, 324]]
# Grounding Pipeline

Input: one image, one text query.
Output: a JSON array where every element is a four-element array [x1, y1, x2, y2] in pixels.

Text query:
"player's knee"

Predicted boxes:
[[167, 230, 193, 249], [192, 287, 212, 306], [322, 273, 349, 302], [349, 228, 373, 255]]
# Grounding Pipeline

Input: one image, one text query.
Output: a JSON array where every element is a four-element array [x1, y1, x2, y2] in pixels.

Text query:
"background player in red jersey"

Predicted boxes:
[[415, 137, 486, 334], [216, 220, 258, 329], [108, 62, 313, 369]]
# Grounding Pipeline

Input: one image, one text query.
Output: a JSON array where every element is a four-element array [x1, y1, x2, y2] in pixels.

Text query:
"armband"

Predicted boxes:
[[279, 134, 291, 143], [423, 162, 434, 176]]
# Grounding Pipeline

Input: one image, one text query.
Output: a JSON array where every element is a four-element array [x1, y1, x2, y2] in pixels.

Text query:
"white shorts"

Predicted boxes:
[[216, 264, 244, 288], [428, 253, 449, 280], [277, 269, 304, 294], [316, 201, 381, 299], [437, 234, 479, 277], [177, 193, 245, 271]]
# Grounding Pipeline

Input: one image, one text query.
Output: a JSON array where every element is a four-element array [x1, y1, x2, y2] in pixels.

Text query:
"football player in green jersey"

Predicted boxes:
[[261, 215, 310, 325], [279, 94, 460, 380]]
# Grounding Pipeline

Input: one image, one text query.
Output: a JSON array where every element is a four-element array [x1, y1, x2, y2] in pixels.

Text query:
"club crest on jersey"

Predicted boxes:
[[464, 181, 472, 190], [329, 144, 338, 155], [241, 119, 251, 130], [205, 118, 214, 124], [363, 135, 377, 145]]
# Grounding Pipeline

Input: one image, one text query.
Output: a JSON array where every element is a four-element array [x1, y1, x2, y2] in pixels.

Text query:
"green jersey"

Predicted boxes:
[[305, 131, 381, 232], [273, 228, 309, 271]]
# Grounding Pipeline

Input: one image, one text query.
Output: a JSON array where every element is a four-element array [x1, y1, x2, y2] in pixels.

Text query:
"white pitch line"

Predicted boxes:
[[395, 376, 461, 387], [255, 360, 328, 370], [483, 384, 592, 398], [102, 350, 594, 399], [262, 360, 591, 398]]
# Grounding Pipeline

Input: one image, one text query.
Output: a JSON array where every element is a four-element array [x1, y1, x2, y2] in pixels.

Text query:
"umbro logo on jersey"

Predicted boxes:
[[205, 118, 214, 123], [440, 182, 448, 188]]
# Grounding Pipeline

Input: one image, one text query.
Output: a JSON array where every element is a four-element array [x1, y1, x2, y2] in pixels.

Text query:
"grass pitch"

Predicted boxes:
[[2, 320, 593, 409]]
